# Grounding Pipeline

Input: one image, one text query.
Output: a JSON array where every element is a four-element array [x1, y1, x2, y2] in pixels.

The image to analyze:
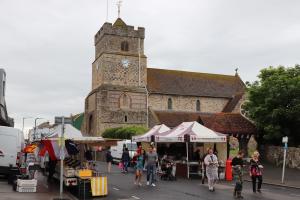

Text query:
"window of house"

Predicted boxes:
[[125, 115, 128, 122], [196, 99, 200, 111], [121, 41, 129, 51], [168, 98, 172, 110]]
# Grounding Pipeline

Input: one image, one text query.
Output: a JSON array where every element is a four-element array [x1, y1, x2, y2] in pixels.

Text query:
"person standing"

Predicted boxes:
[[204, 148, 219, 192], [232, 151, 245, 199], [250, 151, 263, 193], [146, 146, 158, 187], [201, 148, 209, 184], [121, 147, 130, 173], [106, 148, 113, 173], [47, 158, 57, 182], [134, 150, 144, 186]]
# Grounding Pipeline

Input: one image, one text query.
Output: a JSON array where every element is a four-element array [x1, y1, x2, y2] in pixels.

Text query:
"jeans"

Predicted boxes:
[[251, 175, 263, 192], [147, 165, 156, 184], [123, 161, 129, 172]]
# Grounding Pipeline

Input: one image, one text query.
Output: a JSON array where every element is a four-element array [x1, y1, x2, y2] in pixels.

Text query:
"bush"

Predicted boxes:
[[102, 126, 148, 139]]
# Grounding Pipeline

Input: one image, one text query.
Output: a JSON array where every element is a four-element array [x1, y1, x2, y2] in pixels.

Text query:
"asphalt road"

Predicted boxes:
[[94, 163, 300, 200], [1, 163, 299, 200]]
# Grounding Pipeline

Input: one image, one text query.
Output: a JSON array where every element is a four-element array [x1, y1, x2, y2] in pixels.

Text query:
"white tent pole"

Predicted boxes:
[[186, 141, 189, 179]]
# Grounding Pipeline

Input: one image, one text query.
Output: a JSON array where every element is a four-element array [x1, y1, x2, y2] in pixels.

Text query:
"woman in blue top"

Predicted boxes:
[[134, 149, 144, 186]]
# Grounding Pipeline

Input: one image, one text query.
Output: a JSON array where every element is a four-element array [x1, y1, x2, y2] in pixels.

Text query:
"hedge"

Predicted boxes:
[[102, 126, 148, 139]]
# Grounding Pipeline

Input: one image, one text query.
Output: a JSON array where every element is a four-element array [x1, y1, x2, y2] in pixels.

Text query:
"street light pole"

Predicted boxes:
[[34, 117, 44, 142], [22, 117, 33, 135]]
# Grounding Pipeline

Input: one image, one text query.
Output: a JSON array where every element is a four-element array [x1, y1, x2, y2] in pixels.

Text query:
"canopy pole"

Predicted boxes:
[[59, 117, 65, 200], [186, 142, 189, 179]]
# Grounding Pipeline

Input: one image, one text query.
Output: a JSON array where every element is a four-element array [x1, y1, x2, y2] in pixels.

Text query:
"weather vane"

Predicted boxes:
[[117, 0, 122, 18], [235, 67, 239, 75]]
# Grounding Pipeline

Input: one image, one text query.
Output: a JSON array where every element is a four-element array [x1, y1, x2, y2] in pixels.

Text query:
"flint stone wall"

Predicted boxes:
[[265, 145, 300, 169]]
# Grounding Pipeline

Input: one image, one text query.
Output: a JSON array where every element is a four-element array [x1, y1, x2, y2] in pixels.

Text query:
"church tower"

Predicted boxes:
[[92, 18, 147, 89], [83, 18, 148, 136]]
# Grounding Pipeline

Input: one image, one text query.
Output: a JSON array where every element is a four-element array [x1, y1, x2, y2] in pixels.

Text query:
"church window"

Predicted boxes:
[[196, 99, 200, 111], [121, 41, 129, 51], [88, 114, 93, 134], [125, 115, 128, 122], [168, 98, 172, 110], [119, 93, 131, 109]]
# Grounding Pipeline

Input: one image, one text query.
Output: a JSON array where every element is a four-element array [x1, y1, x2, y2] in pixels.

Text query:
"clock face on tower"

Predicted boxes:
[[121, 59, 130, 68]]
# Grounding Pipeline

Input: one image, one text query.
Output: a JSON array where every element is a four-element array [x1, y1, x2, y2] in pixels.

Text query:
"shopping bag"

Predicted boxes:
[[118, 162, 123, 169]]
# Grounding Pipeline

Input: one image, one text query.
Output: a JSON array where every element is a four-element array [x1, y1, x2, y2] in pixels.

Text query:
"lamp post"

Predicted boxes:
[[22, 117, 33, 134], [34, 117, 44, 142]]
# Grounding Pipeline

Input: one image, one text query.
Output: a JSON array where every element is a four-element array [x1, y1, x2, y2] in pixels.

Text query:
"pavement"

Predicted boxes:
[[244, 162, 300, 188], [0, 174, 75, 200], [1, 162, 299, 200]]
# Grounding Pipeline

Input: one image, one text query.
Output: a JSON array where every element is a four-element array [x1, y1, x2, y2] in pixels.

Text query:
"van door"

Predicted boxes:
[[0, 134, 17, 168]]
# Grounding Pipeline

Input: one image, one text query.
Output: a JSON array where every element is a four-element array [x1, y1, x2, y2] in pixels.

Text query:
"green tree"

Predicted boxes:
[[243, 65, 300, 147], [102, 126, 148, 139]]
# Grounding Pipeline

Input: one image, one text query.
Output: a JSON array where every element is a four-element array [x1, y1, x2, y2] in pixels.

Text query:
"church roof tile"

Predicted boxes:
[[147, 68, 245, 98], [153, 110, 256, 135]]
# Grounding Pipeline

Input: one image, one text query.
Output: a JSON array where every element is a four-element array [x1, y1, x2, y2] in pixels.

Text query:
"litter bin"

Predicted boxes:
[[225, 159, 232, 181]]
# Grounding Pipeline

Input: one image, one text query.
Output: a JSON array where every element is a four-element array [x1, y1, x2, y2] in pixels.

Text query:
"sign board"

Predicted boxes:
[[282, 136, 288, 143], [55, 117, 72, 124]]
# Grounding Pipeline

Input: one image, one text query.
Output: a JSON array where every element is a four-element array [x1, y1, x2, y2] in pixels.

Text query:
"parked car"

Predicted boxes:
[[110, 140, 137, 164], [0, 126, 24, 182]]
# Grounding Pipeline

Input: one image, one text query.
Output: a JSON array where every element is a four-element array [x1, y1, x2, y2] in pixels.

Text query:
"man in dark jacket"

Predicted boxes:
[[121, 148, 130, 173], [106, 149, 113, 173]]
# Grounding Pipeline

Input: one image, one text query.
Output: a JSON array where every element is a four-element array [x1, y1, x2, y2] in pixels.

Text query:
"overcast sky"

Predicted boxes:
[[1, 0, 300, 135]]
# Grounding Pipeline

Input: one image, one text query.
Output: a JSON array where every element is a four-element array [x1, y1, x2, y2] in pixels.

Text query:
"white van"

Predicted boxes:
[[110, 140, 137, 163], [0, 126, 24, 176]]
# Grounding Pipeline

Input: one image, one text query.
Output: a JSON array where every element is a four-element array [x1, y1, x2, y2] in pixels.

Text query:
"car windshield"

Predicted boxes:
[[126, 143, 137, 151]]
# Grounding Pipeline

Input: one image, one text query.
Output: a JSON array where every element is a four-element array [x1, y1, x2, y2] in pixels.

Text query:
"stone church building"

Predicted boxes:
[[82, 18, 256, 148]]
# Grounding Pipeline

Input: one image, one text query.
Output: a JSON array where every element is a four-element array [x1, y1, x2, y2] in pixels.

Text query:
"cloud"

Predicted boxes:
[[1, 0, 300, 131]]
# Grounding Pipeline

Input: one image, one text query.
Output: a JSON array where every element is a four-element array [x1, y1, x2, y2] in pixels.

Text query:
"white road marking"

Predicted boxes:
[[131, 195, 140, 199], [113, 187, 120, 191], [290, 193, 300, 197]]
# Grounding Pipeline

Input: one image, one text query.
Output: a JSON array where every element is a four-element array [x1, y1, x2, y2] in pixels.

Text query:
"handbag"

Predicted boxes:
[[118, 162, 124, 169]]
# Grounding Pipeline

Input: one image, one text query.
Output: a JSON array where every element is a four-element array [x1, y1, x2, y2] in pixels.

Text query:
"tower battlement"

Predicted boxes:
[[94, 19, 145, 45]]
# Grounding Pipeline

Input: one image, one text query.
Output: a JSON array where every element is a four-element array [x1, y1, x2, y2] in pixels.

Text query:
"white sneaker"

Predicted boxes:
[[138, 182, 142, 186], [151, 183, 156, 187], [146, 181, 150, 186]]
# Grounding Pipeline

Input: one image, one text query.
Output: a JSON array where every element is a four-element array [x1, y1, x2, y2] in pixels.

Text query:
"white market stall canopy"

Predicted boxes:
[[46, 124, 83, 138], [132, 124, 170, 142], [155, 121, 227, 143]]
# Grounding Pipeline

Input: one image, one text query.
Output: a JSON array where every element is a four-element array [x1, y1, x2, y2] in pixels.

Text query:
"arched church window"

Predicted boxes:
[[88, 114, 93, 134], [119, 93, 131, 109], [121, 41, 129, 51], [168, 98, 172, 110], [196, 99, 200, 111]]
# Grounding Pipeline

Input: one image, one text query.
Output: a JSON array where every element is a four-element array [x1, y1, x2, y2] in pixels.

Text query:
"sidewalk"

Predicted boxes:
[[244, 162, 300, 188]]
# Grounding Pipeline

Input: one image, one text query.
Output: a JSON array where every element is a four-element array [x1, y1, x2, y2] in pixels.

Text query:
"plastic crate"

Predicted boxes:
[[64, 168, 76, 177], [17, 179, 37, 187], [17, 186, 37, 192]]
